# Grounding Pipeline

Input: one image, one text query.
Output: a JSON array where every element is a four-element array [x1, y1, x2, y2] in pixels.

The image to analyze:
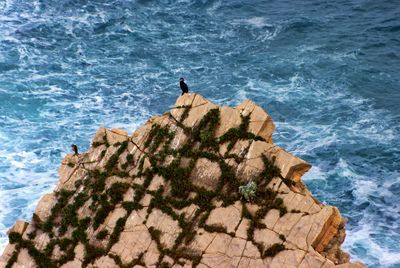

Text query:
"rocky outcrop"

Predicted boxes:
[[0, 93, 364, 268]]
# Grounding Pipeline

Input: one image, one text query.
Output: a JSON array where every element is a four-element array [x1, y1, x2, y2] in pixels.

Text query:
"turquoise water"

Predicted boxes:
[[0, 1, 399, 266]]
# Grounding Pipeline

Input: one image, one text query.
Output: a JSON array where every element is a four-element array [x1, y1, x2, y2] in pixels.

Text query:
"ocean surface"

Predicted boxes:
[[0, 0, 399, 266]]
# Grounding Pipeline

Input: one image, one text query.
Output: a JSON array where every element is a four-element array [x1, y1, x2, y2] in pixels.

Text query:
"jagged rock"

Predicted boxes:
[[1, 93, 365, 268]]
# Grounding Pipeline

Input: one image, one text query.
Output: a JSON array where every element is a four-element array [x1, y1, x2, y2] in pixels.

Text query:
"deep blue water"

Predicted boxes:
[[0, 0, 399, 267]]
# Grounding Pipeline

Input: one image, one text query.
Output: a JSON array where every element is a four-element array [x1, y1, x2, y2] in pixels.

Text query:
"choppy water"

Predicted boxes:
[[0, 0, 399, 267]]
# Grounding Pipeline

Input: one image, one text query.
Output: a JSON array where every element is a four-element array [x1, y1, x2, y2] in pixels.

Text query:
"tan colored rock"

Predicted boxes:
[[235, 219, 250, 240], [35, 193, 57, 221], [273, 212, 304, 236], [74, 243, 85, 261], [201, 253, 241, 268], [57, 155, 79, 190], [313, 207, 344, 258], [269, 249, 306, 268], [226, 237, 246, 257], [298, 250, 327, 268], [32, 231, 51, 251], [189, 229, 217, 253], [253, 228, 282, 249], [143, 241, 160, 267], [56, 166, 87, 191], [14, 249, 37, 268], [170, 93, 198, 120], [205, 233, 232, 254], [174, 203, 199, 221], [110, 226, 151, 264], [0, 94, 365, 268], [106, 128, 128, 145], [103, 207, 127, 231], [238, 257, 267, 268], [92, 127, 107, 144], [90, 255, 117, 268], [7, 220, 28, 235], [243, 241, 261, 259], [111, 128, 128, 137], [82, 144, 108, 170], [60, 259, 82, 268], [146, 209, 181, 249], [262, 209, 281, 229], [236, 99, 275, 143], [0, 244, 17, 263], [206, 202, 241, 233], [238, 141, 311, 182], [181, 95, 218, 128], [147, 175, 165, 191], [191, 158, 221, 191], [215, 106, 242, 138], [219, 139, 252, 163]]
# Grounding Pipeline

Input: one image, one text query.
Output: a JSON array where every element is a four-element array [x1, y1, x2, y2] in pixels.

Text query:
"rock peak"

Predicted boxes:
[[1, 93, 364, 268]]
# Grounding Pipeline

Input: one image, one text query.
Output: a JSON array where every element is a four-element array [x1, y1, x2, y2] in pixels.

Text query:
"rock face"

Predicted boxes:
[[0, 93, 364, 268]]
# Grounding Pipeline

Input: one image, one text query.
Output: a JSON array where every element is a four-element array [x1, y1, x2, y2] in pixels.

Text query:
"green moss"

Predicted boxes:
[[179, 105, 191, 122], [27, 231, 37, 240], [279, 234, 286, 241], [121, 162, 128, 170], [191, 108, 220, 151], [59, 238, 73, 251], [126, 154, 134, 163], [109, 253, 139, 268], [74, 179, 83, 188], [203, 224, 227, 233], [105, 140, 129, 173], [122, 201, 143, 213], [149, 226, 161, 240], [93, 203, 113, 230], [218, 114, 265, 152], [90, 169, 108, 193], [92, 134, 109, 148], [10, 103, 291, 266], [241, 203, 253, 219], [96, 230, 108, 240], [107, 182, 129, 205], [261, 155, 281, 184], [83, 244, 106, 267], [92, 141, 103, 147], [156, 159, 192, 199], [144, 124, 174, 154], [5, 249, 19, 268], [263, 243, 285, 257], [107, 217, 127, 251], [8, 232, 55, 268]]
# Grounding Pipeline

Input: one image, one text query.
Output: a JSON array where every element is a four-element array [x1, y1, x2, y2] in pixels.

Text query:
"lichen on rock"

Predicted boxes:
[[0, 93, 365, 268]]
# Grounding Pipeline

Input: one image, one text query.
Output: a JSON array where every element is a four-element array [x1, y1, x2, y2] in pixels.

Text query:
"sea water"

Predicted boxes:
[[0, 1, 399, 267]]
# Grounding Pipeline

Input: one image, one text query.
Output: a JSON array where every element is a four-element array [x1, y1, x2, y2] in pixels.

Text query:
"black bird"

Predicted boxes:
[[71, 144, 79, 156], [179, 78, 189, 95]]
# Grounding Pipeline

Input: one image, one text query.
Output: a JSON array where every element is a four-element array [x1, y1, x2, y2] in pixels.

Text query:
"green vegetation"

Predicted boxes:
[[95, 230, 108, 240], [7, 105, 289, 267], [239, 180, 257, 201], [263, 243, 285, 257]]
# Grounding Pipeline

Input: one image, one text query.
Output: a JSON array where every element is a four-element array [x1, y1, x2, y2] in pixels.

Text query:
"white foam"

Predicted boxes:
[[345, 223, 400, 267], [240, 17, 273, 28]]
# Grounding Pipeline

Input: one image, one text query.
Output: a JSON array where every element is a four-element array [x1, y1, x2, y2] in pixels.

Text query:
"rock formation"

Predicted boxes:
[[0, 93, 365, 268]]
